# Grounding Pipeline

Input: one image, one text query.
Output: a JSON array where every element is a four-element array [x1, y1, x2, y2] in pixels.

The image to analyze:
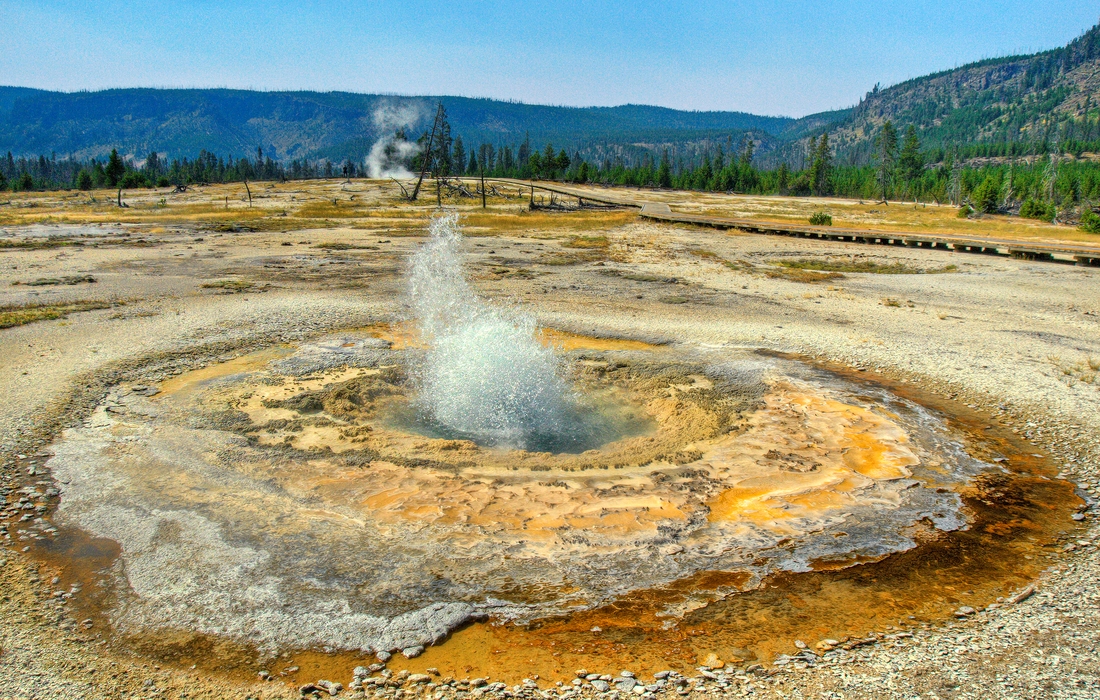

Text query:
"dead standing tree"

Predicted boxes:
[[409, 103, 446, 202]]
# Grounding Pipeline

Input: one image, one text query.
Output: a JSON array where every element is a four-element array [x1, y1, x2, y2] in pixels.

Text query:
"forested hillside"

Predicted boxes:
[[820, 23, 1100, 165], [4, 23, 1100, 229], [0, 88, 788, 164]]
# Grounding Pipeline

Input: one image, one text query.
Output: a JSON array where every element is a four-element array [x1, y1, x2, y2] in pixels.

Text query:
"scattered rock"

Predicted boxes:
[[375, 651, 391, 663], [407, 674, 431, 684], [401, 645, 424, 659], [955, 606, 976, 617], [615, 677, 638, 692], [591, 680, 610, 692], [1009, 584, 1036, 604]]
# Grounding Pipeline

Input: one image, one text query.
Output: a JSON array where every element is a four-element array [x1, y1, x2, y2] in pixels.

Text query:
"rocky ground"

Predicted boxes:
[[0, 181, 1098, 699]]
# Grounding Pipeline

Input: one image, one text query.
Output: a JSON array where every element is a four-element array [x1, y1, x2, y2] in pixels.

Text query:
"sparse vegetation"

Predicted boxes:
[[775, 258, 957, 274], [1050, 355, 1100, 387], [881, 298, 915, 307], [19, 274, 96, 286], [0, 300, 112, 329], [809, 212, 833, 226], [200, 280, 256, 293], [766, 268, 844, 283], [562, 235, 609, 249], [314, 242, 379, 250]]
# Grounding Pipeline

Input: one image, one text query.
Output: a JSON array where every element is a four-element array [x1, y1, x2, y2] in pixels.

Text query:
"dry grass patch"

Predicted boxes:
[[765, 268, 845, 283], [562, 235, 609, 249], [200, 280, 257, 293], [688, 248, 754, 272], [774, 258, 957, 275], [1050, 355, 1100, 388], [0, 300, 113, 329]]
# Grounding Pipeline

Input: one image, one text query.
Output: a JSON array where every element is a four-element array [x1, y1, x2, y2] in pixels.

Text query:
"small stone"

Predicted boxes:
[[591, 680, 610, 692], [375, 651, 391, 663], [258, 670, 271, 681], [620, 671, 635, 678], [590, 626, 602, 632], [401, 645, 424, 659], [702, 653, 722, 669], [407, 674, 431, 684], [793, 640, 807, 649], [426, 667, 439, 676], [470, 678, 488, 688], [586, 674, 600, 681], [615, 678, 638, 692], [353, 666, 370, 678], [955, 606, 976, 617], [575, 669, 588, 678], [653, 671, 670, 680], [1009, 585, 1036, 604], [632, 685, 646, 695], [1072, 513, 1086, 521]]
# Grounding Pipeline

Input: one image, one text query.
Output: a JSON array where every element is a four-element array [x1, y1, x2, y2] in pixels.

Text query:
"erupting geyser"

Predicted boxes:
[[33, 212, 1072, 676], [407, 213, 606, 451]]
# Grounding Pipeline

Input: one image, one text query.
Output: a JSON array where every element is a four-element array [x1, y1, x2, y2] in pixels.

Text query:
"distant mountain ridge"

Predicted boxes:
[[2, 22, 1098, 168], [0, 87, 793, 163]]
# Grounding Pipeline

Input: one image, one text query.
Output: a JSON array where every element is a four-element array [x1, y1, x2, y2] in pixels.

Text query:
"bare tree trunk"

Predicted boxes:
[[244, 179, 252, 207], [480, 164, 486, 209], [390, 178, 410, 199], [117, 186, 123, 208], [411, 103, 444, 202]]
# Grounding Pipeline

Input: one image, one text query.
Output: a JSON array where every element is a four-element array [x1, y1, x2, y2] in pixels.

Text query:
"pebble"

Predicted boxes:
[[401, 644, 424, 658], [590, 680, 610, 692], [616, 678, 638, 692], [955, 606, 977, 616], [376, 650, 392, 663]]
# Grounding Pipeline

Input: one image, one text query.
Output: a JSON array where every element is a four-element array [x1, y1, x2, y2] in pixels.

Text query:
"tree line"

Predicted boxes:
[[3, 117, 1097, 226]]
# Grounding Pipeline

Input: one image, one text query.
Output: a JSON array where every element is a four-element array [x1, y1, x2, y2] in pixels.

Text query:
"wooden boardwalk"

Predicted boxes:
[[478, 179, 1100, 267]]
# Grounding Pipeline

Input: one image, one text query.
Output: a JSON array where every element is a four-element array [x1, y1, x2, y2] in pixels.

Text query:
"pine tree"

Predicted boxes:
[[875, 121, 899, 201], [105, 149, 126, 188], [810, 134, 832, 196], [898, 125, 923, 186], [657, 149, 672, 188], [452, 136, 466, 176]]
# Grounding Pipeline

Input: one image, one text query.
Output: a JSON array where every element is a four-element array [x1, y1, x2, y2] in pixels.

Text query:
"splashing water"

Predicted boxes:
[[407, 213, 604, 451]]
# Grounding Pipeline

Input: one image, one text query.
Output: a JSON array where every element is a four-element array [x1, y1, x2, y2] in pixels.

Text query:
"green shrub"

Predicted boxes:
[[120, 171, 149, 189], [971, 176, 1000, 213], [809, 211, 833, 226], [957, 205, 973, 218], [1080, 209, 1100, 234], [76, 170, 93, 191], [156, 176, 170, 188], [1019, 198, 1054, 221]]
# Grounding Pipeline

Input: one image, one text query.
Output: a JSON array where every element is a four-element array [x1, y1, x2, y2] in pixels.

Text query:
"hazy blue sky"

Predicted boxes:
[[1, 1, 1096, 116]]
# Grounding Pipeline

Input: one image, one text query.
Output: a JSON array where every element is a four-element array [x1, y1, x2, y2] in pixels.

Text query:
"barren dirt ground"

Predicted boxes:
[[1, 180, 1098, 699]]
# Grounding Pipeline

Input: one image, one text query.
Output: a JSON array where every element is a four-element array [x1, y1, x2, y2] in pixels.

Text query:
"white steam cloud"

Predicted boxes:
[[366, 101, 426, 179]]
